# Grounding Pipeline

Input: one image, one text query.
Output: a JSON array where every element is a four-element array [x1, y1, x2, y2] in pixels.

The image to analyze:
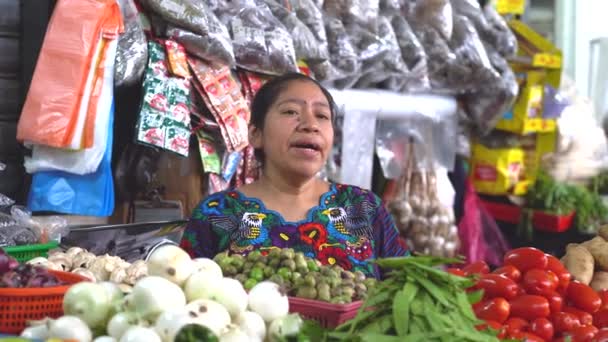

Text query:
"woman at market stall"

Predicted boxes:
[[180, 73, 409, 279]]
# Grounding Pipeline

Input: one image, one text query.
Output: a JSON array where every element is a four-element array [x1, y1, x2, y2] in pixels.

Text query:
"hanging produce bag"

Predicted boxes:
[[135, 40, 191, 157], [27, 103, 116, 217], [17, 0, 123, 148], [115, 0, 148, 87], [24, 40, 118, 175]]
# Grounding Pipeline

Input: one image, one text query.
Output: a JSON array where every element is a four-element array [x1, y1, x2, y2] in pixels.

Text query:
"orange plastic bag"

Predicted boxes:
[[17, 0, 123, 148]]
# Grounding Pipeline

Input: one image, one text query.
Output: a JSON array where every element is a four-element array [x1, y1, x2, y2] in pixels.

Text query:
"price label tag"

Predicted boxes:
[[532, 53, 562, 69]]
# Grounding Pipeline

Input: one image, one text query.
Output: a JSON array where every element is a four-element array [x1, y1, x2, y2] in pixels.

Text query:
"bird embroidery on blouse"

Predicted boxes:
[[208, 212, 268, 246], [322, 207, 351, 241]]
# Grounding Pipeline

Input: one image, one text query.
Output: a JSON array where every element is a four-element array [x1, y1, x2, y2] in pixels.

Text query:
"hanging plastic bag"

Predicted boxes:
[[17, 0, 123, 148], [340, 110, 376, 190], [264, 0, 328, 61], [447, 14, 497, 93], [139, 0, 216, 37], [309, 16, 359, 82], [115, 0, 147, 87], [461, 45, 518, 135], [451, 0, 517, 58], [224, 0, 298, 75], [166, 23, 235, 67], [390, 15, 430, 92], [410, 0, 453, 40], [283, 0, 328, 57], [323, 0, 380, 33], [27, 103, 116, 217], [353, 16, 409, 90], [24, 40, 118, 175]]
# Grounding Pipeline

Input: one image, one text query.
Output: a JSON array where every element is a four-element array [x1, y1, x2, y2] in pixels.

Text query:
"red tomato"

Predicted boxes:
[[563, 306, 594, 326], [446, 268, 466, 277], [473, 297, 510, 323], [510, 295, 551, 320], [598, 290, 608, 311], [476, 320, 504, 337], [568, 282, 603, 314], [476, 274, 520, 300], [523, 269, 560, 296], [546, 254, 572, 291], [594, 309, 608, 329], [504, 247, 548, 272], [505, 317, 529, 335], [553, 312, 582, 334], [510, 331, 545, 342], [530, 318, 555, 341], [564, 325, 599, 342], [463, 261, 490, 276], [544, 291, 565, 314], [593, 328, 608, 342], [493, 265, 523, 282]]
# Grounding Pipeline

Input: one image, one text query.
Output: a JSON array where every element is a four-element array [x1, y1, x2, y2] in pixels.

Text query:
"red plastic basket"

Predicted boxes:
[[0, 270, 88, 334], [481, 200, 574, 233], [288, 297, 362, 328]]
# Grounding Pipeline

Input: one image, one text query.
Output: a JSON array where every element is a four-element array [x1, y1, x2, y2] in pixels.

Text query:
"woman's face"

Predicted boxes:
[[251, 80, 334, 180]]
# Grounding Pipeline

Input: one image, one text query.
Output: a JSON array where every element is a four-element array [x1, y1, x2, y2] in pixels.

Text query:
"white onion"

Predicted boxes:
[[185, 299, 231, 336], [236, 311, 266, 342], [192, 258, 223, 279], [183, 271, 221, 302], [20, 324, 49, 339], [63, 282, 112, 329], [47, 316, 92, 342], [248, 282, 289, 323], [107, 312, 138, 340], [132, 276, 186, 321], [147, 245, 194, 286], [268, 314, 303, 342], [220, 324, 250, 342], [119, 326, 161, 342], [154, 310, 194, 342], [94, 337, 117, 342], [209, 277, 248, 319]]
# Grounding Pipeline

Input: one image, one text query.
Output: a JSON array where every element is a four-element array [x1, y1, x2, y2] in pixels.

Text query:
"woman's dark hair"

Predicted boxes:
[[250, 72, 337, 163]]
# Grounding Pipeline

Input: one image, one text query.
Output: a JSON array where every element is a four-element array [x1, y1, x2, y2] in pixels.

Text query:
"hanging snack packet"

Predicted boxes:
[[190, 77, 234, 151], [196, 131, 221, 174], [165, 40, 190, 78], [323, 0, 380, 33], [136, 41, 191, 156], [188, 58, 249, 151]]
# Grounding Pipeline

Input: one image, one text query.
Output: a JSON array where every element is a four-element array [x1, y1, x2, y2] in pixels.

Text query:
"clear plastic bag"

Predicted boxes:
[[451, 0, 517, 58], [352, 16, 409, 89], [411, 0, 453, 40], [390, 15, 430, 92], [310, 16, 359, 82], [461, 45, 518, 135], [340, 110, 376, 189], [140, 0, 215, 37], [115, 0, 147, 87], [482, 3, 518, 57], [166, 23, 235, 67], [264, 0, 329, 61], [413, 24, 459, 92], [224, 0, 298, 75], [379, 0, 401, 15], [447, 14, 496, 93], [323, 0, 380, 33], [285, 0, 328, 47]]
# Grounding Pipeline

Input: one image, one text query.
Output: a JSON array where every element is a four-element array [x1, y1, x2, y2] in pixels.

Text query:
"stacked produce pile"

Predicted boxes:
[[561, 226, 608, 292], [0, 248, 64, 288], [213, 248, 375, 304], [452, 247, 608, 341], [322, 256, 501, 341], [27, 247, 147, 292], [19, 245, 304, 342]]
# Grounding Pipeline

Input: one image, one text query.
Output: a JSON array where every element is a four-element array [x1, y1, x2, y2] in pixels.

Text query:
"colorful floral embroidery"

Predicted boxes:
[[180, 183, 408, 278]]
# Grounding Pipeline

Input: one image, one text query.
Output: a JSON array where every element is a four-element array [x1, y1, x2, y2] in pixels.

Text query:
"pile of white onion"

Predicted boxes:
[[21, 245, 302, 342]]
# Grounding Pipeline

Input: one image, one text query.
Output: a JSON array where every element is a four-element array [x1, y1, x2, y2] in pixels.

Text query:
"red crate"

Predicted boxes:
[[288, 297, 362, 328], [481, 200, 574, 233]]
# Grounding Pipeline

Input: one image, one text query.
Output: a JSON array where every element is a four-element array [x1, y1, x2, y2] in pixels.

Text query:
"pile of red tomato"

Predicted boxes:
[[449, 247, 608, 342]]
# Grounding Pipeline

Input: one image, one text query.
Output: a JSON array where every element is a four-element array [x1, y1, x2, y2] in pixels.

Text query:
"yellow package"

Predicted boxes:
[[495, 70, 557, 134], [470, 143, 527, 195], [470, 131, 557, 195]]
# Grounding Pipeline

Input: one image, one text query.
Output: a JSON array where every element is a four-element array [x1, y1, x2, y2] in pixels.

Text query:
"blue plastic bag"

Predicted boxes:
[[27, 102, 115, 217]]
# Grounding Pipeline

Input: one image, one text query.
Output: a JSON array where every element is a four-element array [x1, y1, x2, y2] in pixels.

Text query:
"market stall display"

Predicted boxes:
[[18, 244, 302, 342]]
